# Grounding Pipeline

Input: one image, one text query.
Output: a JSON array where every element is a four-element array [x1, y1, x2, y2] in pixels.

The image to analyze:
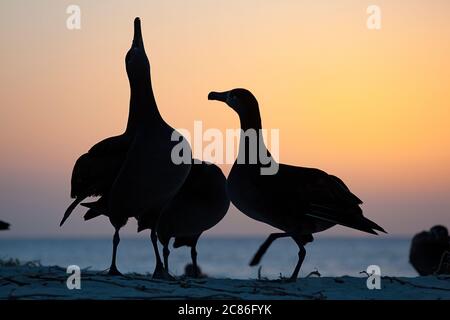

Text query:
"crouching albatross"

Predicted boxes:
[[152, 161, 230, 277], [208, 88, 386, 281]]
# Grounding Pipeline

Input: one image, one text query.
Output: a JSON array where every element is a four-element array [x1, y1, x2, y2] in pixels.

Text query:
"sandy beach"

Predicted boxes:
[[1, 264, 449, 300]]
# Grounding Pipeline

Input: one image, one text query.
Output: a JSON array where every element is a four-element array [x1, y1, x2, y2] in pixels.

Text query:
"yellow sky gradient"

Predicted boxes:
[[0, 0, 449, 237]]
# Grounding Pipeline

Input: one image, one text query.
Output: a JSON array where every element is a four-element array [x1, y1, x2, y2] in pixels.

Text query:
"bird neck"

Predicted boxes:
[[125, 79, 162, 133], [237, 108, 271, 166], [239, 108, 262, 132]]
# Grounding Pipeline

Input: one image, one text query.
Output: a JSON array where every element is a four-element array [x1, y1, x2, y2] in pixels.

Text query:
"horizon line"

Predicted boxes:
[[0, 234, 412, 240]]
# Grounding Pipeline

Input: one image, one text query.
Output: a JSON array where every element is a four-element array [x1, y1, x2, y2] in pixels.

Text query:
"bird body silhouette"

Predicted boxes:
[[208, 88, 385, 280], [154, 161, 230, 277]]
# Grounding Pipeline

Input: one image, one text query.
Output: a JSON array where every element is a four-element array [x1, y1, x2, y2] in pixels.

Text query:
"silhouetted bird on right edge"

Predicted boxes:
[[410, 225, 450, 275], [0, 221, 10, 231], [208, 88, 386, 281]]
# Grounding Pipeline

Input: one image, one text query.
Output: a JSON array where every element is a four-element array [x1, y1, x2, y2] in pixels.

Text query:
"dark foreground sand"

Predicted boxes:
[[0, 265, 449, 300]]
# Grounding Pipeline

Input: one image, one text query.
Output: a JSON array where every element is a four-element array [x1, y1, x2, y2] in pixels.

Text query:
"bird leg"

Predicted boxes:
[[288, 235, 310, 282], [150, 229, 174, 280], [163, 244, 170, 272], [150, 229, 163, 272], [108, 228, 123, 276], [190, 245, 200, 278], [250, 232, 291, 266]]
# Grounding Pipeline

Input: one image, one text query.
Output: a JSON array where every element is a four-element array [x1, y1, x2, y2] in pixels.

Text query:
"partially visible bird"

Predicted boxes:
[[410, 225, 450, 275], [0, 221, 10, 231], [208, 88, 386, 281], [152, 161, 230, 277], [104, 16, 191, 277]]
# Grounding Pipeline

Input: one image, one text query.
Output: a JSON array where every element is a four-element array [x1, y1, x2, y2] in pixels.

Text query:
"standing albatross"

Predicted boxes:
[[106, 17, 192, 278], [60, 18, 191, 278], [208, 88, 386, 281]]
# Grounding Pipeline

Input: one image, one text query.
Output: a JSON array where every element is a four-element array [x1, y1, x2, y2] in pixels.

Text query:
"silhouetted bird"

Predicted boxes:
[[60, 18, 191, 279], [106, 17, 191, 278], [410, 225, 450, 275], [59, 18, 144, 275], [208, 88, 386, 281], [0, 221, 10, 231], [151, 161, 230, 277]]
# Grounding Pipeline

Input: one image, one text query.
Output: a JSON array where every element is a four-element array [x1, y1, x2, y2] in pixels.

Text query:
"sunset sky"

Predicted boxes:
[[0, 0, 449, 238]]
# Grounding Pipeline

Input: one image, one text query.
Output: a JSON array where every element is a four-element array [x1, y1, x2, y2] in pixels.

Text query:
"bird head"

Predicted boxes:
[[208, 88, 259, 117], [430, 225, 449, 240], [125, 18, 150, 86]]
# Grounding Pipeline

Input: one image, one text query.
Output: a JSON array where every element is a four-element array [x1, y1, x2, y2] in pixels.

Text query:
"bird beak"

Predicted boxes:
[[208, 91, 229, 103], [132, 17, 144, 49]]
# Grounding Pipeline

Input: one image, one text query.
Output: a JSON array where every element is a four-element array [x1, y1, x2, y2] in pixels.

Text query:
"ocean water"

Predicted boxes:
[[0, 237, 418, 279]]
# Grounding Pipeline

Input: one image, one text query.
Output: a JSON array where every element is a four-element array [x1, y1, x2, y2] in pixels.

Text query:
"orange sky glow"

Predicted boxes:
[[0, 0, 449, 237]]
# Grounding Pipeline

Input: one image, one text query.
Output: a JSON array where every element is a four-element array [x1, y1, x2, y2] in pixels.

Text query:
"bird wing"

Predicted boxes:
[[60, 135, 131, 226], [88, 134, 131, 156], [70, 135, 131, 198], [267, 163, 385, 234], [275, 164, 362, 204]]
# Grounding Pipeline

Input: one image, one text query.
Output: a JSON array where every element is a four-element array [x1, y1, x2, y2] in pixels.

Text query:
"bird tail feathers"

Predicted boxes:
[[60, 196, 86, 227], [81, 201, 106, 220], [83, 209, 103, 221], [308, 204, 386, 235]]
